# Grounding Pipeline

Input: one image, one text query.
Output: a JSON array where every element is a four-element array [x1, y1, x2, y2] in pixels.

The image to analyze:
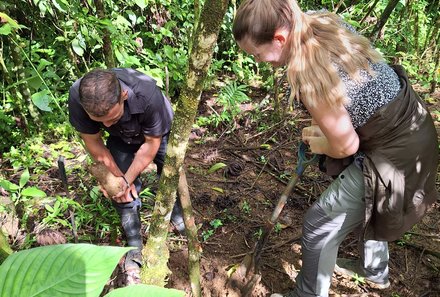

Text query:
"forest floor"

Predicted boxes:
[[1, 83, 439, 297], [163, 86, 440, 297]]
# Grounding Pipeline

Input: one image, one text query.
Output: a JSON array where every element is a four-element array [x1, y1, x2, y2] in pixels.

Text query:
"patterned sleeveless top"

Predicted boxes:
[[338, 62, 401, 129]]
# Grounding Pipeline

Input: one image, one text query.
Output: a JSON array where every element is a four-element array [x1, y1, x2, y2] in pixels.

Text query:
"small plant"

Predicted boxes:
[[196, 82, 250, 128], [201, 219, 223, 242], [43, 196, 81, 227], [352, 273, 366, 286], [396, 233, 412, 246], [274, 222, 282, 234], [253, 227, 263, 239], [241, 200, 251, 214], [0, 169, 47, 205]]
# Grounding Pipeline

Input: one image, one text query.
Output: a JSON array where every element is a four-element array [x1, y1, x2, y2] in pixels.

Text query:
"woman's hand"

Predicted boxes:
[[302, 125, 330, 155]]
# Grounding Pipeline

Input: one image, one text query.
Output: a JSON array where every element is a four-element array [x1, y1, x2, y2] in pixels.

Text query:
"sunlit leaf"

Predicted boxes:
[[21, 187, 47, 197], [71, 38, 84, 56], [52, 0, 68, 13], [0, 24, 12, 35], [211, 187, 224, 193], [208, 162, 227, 174], [31, 90, 52, 112], [115, 15, 131, 28], [0, 244, 134, 296], [19, 168, 30, 188], [0, 180, 19, 192], [134, 0, 149, 10]]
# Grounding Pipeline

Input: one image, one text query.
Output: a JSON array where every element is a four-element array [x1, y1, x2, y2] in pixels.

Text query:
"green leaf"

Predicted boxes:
[[104, 284, 185, 297], [37, 58, 53, 71], [21, 187, 47, 197], [0, 24, 12, 35], [211, 187, 224, 193], [208, 162, 227, 174], [0, 244, 134, 297], [124, 55, 141, 67], [44, 204, 54, 212], [260, 144, 271, 150], [72, 38, 84, 56], [19, 169, 30, 188], [52, 0, 68, 13], [0, 13, 19, 29], [163, 45, 175, 59], [0, 180, 19, 192], [115, 15, 131, 28], [31, 89, 52, 112], [134, 0, 149, 10]]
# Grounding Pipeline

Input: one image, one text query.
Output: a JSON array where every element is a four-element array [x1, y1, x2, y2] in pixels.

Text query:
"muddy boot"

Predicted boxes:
[[123, 248, 142, 285], [113, 198, 142, 249]]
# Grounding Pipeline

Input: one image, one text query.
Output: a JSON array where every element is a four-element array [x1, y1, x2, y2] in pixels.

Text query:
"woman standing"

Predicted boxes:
[[232, 0, 438, 296]]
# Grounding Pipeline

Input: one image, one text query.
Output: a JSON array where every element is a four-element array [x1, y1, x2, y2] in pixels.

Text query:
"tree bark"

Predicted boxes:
[[140, 0, 230, 286], [178, 170, 202, 297], [369, 0, 400, 41], [94, 0, 115, 68], [430, 32, 439, 93], [360, 0, 380, 25]]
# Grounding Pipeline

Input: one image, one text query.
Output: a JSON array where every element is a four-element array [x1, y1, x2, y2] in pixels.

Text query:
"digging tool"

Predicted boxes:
[[229, 142, 319, 296], [57, 156, 78, 243]]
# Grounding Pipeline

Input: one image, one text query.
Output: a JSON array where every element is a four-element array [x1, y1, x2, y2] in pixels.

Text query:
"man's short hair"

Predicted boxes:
[[79, 69, 121, 117]]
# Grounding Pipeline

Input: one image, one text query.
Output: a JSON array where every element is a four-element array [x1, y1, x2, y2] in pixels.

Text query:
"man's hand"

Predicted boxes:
[[112, 176, 138, 203], [302, 125, 330, 155]]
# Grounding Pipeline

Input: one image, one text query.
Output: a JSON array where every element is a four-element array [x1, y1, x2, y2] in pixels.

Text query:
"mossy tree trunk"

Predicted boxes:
[[369, 0, 400, 41], [140, 0, 230, 286]]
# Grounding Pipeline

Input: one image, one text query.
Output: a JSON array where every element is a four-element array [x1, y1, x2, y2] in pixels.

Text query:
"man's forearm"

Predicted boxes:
[[124, 136, 161, 184], [81, 133, 123, 177]]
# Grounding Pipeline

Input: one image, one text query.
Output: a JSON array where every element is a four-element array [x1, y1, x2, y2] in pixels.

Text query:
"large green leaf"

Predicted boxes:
[[21, 187, 46, 197], [0, 244, 134, 297], [31, 90, 52, 112], [104, 285, 185, 297]]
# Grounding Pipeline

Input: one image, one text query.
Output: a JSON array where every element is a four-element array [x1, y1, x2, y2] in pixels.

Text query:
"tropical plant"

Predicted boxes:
[[0, 243, 184, 297]]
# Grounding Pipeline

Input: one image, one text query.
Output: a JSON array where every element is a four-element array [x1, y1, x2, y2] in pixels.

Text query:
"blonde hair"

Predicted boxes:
[[233, 0, 383, 108]]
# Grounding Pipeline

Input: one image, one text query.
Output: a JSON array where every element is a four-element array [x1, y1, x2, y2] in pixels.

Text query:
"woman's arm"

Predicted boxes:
[[302, 101, 359, 158]]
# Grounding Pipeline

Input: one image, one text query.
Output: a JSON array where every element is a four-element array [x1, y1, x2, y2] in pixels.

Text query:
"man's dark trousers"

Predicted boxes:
[[106, 133, 180, 249]]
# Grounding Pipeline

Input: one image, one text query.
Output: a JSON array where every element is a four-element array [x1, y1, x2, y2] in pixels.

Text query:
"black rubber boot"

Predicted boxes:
[[112, 198, 142, 249], [170, 197, 185, 235]]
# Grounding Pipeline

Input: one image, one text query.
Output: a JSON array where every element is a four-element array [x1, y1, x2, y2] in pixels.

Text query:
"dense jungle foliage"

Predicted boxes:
[[1, 0, 438, 156]]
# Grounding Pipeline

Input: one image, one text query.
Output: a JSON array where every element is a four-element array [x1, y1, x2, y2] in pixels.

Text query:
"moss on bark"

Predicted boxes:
[[140, 0, 230, 286]]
